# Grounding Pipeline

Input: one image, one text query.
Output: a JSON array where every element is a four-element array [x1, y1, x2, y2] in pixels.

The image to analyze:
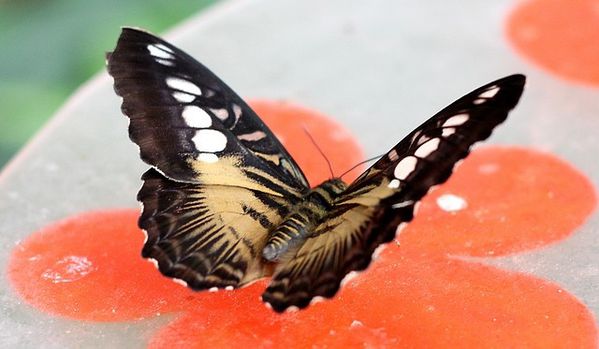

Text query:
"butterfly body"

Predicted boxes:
[[107, 28, 525, 312], [263, 178, 348, 261]]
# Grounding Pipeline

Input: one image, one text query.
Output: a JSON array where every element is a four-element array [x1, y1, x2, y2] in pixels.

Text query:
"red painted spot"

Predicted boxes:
[[398, 147, 598, 257], [506, 0, 599, 86], [249, 100, 364, 185], [6, 101, 598, 347], [8, 209, 196, 321]]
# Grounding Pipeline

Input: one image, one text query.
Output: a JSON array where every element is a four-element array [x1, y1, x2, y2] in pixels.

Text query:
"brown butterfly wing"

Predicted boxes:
[[263, 75, 526, 311]]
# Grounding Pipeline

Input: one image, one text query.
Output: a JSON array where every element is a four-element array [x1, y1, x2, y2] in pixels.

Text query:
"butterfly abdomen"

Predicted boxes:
[[262, 211, 314, 261], [262, 179, 348, 262]]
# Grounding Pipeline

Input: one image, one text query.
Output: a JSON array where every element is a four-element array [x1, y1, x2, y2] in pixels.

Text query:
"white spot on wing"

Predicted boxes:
[[182, 106, 212, 128], [310, 296, 325, 305], [443, 114, 469, 127], [166, 77, 202, 96], [388, 149, 399, 161], [231, 104, 242, 127], [232, 104, 242, 118], [479, 85, 499, 98], [340, 271, 359, 287], [172, 92, 196, 103], [394, 156, 418, 180], [437, 194, 467, 212], [237, 131, 266, 142], [147, 44, 174, 59], [155, 58, 174, 67], [142, 229, 148, 244], [208, 287, 219, 292], [198, 153, 219, 163], [415, 138, 440, 158], [225, 286, 234, 291], [473, 99, 485, 105], [192, 129, 227, 152], [413, 201, 422, 215], [442, 127, 456, 137], [286, 306, 299, 313], [372, 245, 387, 260], [147, 258, 159, 268], [173, 278, 188, 287], [155, 43, 173, 53], [395, 223, 408, 238], [410, 130, 423, 146], [210, 108, 229, 121], [388, 179, 401, 189]]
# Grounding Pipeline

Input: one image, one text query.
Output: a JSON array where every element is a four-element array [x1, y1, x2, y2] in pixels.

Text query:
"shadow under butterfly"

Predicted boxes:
[[107, 27, 525, 313]]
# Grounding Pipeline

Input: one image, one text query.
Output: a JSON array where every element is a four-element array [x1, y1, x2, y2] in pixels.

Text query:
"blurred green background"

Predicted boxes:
[[0, 0, 217, 169]]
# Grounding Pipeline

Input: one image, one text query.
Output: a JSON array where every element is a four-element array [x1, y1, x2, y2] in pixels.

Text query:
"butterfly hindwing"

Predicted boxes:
[[107, 28, 309, 190], [263, 75, 525, 311], [138, 168, 295, 288]]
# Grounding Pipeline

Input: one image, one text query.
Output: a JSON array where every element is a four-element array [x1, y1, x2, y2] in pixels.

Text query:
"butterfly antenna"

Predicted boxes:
[[338, 153, 385, 179], [302, 126, 335, 179]]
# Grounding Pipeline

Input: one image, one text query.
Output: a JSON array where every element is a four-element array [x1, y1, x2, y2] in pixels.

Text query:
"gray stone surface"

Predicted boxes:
[[1, 0, 597, 346]]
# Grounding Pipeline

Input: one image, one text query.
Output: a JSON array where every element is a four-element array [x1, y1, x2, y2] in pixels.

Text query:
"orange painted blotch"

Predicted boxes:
[[7, 209, 197, 322], [249, 100, 365, 185], [148, 272, 400, 349], [6, 100, 365, 323], [398, 147, 597, 257], [147, 146, 598, 348], [335, 252, 598, 348], [506, 0, 599, 86], [149, 255, 598, 349]]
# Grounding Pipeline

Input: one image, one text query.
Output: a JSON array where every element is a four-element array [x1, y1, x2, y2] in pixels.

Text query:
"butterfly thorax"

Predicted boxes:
[[262, 178, 347, 261]]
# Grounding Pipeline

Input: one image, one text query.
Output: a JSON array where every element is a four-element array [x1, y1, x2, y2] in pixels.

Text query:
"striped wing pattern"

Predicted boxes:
[[139, 168, 296, 288], [263, 75, 526, 311]]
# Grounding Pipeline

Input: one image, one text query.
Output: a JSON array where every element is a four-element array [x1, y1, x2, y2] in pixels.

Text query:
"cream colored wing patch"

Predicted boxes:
[[139, 168, 295, 289]]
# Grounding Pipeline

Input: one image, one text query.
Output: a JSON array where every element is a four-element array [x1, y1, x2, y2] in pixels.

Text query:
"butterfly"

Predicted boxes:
[[107, 27, 525, 312]]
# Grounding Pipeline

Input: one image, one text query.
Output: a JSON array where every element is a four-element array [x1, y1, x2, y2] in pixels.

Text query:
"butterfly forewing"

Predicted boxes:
[[108, 28, 309, 190], [350, 75, 525, 192], [263, 75, 525, 312]]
